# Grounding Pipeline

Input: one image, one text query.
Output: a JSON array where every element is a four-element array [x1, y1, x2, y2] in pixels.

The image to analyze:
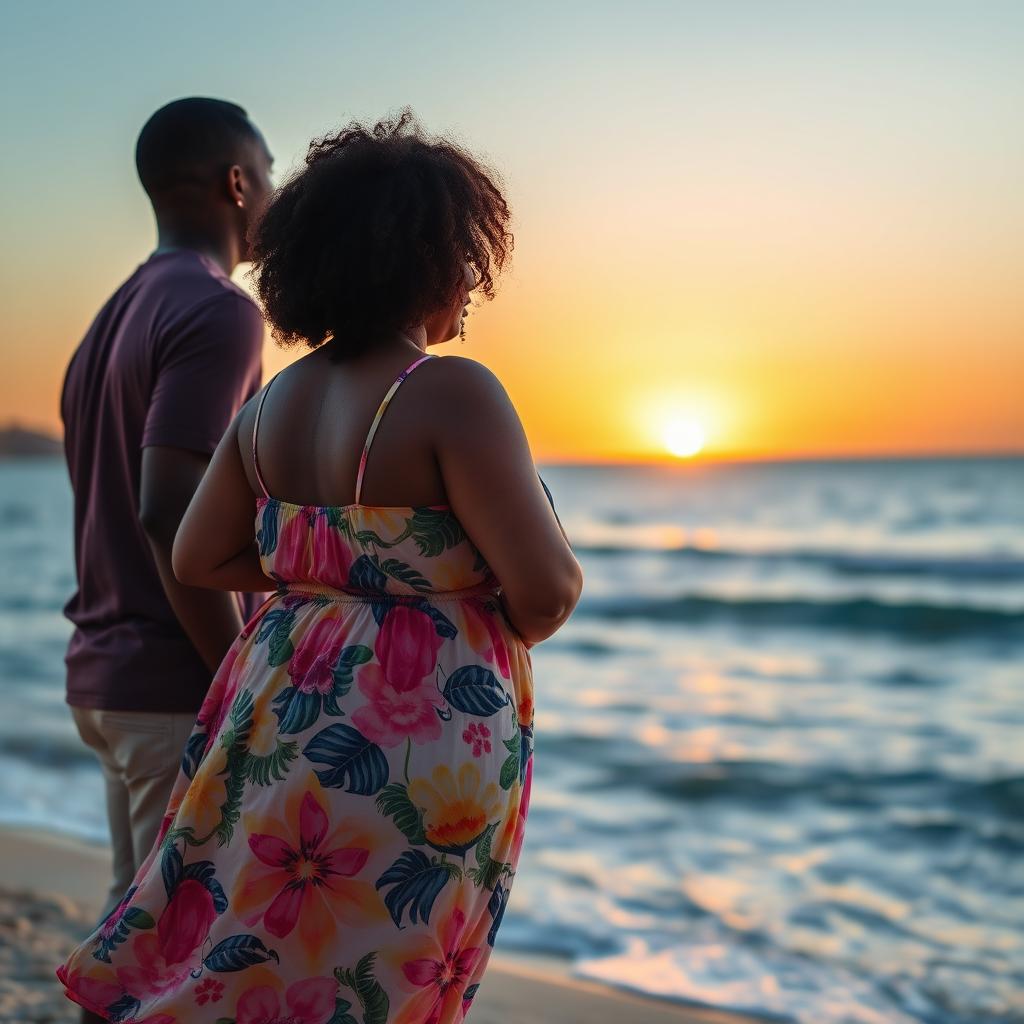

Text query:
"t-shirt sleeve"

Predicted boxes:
[[142, 292, 265, 455]]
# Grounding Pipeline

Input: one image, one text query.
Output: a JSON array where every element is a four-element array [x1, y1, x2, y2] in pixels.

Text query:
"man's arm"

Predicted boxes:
[[139, 291, 266, 672], [139, 446, 244, 672]]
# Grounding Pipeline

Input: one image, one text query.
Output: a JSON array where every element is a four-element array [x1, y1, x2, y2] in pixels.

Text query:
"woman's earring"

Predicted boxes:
[[236, 199, 244, 209]]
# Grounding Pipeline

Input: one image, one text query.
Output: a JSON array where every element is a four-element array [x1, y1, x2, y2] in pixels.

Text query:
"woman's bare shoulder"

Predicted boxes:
[[419, 354, 512, 409]]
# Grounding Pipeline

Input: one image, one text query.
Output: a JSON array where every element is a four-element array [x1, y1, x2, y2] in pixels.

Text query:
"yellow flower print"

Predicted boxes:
[[247, 692, 280, 757], [408, 763, 502, 854], [176, 745, 228, 838]]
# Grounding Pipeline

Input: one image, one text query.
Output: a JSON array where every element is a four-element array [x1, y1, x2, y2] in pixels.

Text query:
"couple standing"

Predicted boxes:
[[58, 98, 582, 1024]]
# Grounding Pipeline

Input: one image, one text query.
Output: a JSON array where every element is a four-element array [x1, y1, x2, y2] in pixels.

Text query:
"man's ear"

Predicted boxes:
[[226, 164, 245, 208]]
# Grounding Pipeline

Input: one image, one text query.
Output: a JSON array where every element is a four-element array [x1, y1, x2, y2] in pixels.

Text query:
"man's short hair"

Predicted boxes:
[[135, 97, 259, 197]]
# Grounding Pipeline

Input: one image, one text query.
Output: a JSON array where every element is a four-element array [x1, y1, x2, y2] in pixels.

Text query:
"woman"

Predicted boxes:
[[58, 111, 582, 1023]]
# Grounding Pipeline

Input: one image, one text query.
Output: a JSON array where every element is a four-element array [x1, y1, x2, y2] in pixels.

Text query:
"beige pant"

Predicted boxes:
[[71, 708, 196, 916]]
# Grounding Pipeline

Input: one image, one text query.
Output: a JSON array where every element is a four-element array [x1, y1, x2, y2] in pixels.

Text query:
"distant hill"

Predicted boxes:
[[0, 425, 62, 458]]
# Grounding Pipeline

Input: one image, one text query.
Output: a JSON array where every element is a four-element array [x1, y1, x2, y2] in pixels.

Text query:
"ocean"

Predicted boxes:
[[0, 457, 1021, 1023]]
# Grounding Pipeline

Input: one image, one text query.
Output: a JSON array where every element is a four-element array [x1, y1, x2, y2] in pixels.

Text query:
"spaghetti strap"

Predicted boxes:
[[251, 374, 280, 499], [354, 354, 434, 504]]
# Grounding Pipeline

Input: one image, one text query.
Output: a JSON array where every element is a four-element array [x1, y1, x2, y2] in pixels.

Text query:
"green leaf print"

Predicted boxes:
[[375, 850, 453, 929], [90, 886, 153, 963], [272, 685, 321, 734], [415, 600, 458, 639], [500, 735, 520, 791], [181, 730, 208, 781], [203, 934, 280, 972], [443, 666, 511, 717], [335, 952, 389, 1024], [122, 907, 154, 929], [244, 740, 298, 786], [213, 690, 255, 846], [267, 616, 295, 667], [375, 783, 427, 845], [353, 528, 391, 547], [215, 765, 247, 847], [256, 500, 279, 555], [303, 724, 389, 795], [255, 607, 288, 644], [350, 508, 463, 558], [255, 608, 296, 666], [324, 996, 358, 1024], [161, 843, 183, 896], [331, 644, 373, 697], [378, 557, 432, 592], [109, 995, 142, 1021], [219, 691, 255, 753], [466, 822, 507, 890], [407, 506, 465, 557], [325, 506, 353, 535], [348, 555, 389, 593], [499, 753, 519, 791]]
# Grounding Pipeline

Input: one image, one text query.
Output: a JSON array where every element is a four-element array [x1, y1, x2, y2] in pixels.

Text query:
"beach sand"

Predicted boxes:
[[0, 826, 755, 1024]]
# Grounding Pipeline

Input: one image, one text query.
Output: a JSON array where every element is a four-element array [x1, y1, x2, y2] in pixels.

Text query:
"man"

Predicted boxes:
[[61, 98, 273, 937]]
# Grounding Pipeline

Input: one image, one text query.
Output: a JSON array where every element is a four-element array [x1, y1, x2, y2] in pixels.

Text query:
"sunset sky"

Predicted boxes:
[[1, 1, 1021, 461]]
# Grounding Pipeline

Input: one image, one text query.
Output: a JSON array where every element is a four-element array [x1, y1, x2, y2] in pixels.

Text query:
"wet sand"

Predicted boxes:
[[0, 826, 755, 1023]]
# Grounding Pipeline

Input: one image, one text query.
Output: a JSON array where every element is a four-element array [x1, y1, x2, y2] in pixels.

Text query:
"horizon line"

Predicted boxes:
[[1, 422, 1020, 467]]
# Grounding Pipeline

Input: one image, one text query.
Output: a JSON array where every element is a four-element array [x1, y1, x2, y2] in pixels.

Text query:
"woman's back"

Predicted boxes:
[[239, 342, 452, 510], [247, 351, 497, 598]]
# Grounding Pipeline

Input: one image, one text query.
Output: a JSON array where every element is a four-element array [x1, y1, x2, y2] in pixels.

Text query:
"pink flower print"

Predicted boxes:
[[243, 791, 371, 948], [275, 507, 312, 577], [194, 977, 224, 1005], [65, 971, 121, 1015], [235, 977, 337, 1024], [289, 617, 348, 696], [395, 903, 484, 1024], [375, 606, 442, 691], [461, 722, 492, 757], [155, 811, 174, 849], [351, 663, 444, 747], [116, 932, 194, 998], [156, 878, 217, 966], [195, 642, 243, 744], [61, 968, 177, 1023], [311, 511, 354, 589], [465, 601, 512, 679]]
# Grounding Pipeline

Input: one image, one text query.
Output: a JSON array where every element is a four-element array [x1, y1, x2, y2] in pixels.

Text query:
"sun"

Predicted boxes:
[[662, 418, 706, 458]]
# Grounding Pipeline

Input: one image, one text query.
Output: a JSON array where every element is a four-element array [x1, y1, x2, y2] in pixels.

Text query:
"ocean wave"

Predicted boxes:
[[0, 501, 38, 526], [0, 733, 97, 770], [577, 592, 1024, 638], [575, 543, 1024, 582], [578, 757, 1024, 823]]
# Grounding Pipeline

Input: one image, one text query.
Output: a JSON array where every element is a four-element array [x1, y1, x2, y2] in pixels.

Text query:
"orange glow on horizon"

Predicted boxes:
[[3, 6, 1024, 464]]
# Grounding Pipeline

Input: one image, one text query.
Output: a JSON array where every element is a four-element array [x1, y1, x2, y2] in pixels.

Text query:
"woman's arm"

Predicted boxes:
[[432, 357, 583, 645], [172, 408, 275, 594]]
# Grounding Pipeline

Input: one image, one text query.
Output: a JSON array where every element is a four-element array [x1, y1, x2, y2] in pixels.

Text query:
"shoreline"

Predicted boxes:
[[0, 824, 757, 1024]]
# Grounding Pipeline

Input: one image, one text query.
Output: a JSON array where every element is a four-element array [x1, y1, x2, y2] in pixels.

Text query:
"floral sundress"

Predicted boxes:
[[58, 355, 534, 1024]]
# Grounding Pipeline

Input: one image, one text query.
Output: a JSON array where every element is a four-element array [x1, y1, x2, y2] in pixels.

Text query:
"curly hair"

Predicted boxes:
[[250, 110, 512, 356]]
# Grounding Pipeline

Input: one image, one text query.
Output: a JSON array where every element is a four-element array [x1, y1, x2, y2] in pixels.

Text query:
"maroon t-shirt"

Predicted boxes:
[[61, 250, 264, 713]]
